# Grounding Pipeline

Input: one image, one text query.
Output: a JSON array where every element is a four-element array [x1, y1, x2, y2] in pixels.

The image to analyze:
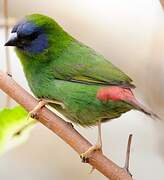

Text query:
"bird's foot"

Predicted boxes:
[[80, 144, 102, 163], [27, 99, 47, 120], [27, 99, 65, 121], [80, 122, 102, 174], [80, 144, 102, 174]]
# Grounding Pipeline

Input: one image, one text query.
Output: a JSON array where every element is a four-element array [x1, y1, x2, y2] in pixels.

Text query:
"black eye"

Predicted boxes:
[[18, 31, 39, 41], [29, 31, 40, 40]]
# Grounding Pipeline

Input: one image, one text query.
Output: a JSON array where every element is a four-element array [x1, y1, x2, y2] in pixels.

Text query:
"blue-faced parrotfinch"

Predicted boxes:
[[5, 14, 159, 162]]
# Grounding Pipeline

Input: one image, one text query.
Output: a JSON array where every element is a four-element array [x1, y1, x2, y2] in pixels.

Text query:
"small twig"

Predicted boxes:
[[0, 71, 133, 180], [124, 134, 133, 176]]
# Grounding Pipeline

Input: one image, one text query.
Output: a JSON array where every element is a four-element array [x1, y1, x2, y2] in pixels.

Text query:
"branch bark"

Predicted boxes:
[[0, 70, 132, 180]]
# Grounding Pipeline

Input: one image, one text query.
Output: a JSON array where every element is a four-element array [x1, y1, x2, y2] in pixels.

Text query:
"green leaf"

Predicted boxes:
[[0, 105, 36, 155]]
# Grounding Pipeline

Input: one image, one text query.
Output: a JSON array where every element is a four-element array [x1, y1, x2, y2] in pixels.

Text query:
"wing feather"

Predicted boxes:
[[52, 41, 135, 88]]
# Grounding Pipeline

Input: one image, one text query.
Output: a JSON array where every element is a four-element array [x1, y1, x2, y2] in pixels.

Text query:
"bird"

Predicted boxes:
[[5, 13, 158, 165]]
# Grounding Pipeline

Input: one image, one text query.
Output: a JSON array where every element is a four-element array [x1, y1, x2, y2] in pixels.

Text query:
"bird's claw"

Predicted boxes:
[[80, 154, 95, 174], [27, 99, 47, 120], [80, 144, 102, 163], [80, 153, 89, 163], [27, 111, 38, 121], [29, 111, 38, 119]]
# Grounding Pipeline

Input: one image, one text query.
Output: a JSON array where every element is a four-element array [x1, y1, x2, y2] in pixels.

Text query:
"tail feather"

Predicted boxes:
[[96, 86, 160, 120], [127, 98, 160, 120]]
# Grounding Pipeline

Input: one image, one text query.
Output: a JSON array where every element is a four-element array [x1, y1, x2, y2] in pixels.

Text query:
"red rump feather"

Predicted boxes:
[[96, 86, 134, 102], [96, 86, 159, 119]]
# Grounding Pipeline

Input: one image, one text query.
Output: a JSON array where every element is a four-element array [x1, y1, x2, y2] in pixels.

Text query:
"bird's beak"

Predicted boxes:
[[4, 33, 18, 46]]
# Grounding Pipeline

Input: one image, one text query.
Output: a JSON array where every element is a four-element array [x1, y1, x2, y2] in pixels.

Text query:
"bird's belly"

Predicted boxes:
[[28, 79, 133, 127], [50, 96, 132, 127]]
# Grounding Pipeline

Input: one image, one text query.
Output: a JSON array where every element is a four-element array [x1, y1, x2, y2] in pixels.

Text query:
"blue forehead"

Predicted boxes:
[[12, 20, 48, 53], [12, 20, 42, 36]]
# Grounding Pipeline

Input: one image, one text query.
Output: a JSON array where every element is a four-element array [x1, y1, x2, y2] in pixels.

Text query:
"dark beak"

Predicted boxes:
[[4, 33, 18, 46]]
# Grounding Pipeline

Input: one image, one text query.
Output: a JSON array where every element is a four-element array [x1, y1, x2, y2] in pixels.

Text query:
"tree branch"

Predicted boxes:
[[0, 70, 132, 180]]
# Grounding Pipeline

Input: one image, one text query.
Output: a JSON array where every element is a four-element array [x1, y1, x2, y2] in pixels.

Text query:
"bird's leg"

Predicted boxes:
[[80, 121, 102, 163], [27, 99, 65, 119], [27, 99, 47, 120], [123, 134, 133, 177]]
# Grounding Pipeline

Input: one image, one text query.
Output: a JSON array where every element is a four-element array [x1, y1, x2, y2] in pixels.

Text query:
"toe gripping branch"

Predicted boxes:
[[80, 134, 133, 177]]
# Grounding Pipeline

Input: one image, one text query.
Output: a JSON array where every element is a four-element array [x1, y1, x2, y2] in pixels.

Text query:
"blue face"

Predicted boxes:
[[6, 20, 48, 53]]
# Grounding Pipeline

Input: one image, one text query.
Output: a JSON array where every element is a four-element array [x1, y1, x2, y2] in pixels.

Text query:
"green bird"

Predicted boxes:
[[5, 14, 158, 161]]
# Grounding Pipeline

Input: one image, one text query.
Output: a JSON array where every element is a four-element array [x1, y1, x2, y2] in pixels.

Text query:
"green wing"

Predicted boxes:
[[52, 41, 135, 88]]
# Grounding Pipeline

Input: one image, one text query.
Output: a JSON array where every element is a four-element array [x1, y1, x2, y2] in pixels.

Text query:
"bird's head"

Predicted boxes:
[[5, 14, 65, 55]]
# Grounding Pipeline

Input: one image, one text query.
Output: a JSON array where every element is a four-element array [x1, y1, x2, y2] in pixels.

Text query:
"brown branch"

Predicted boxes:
[[0, 71, 132, 180]]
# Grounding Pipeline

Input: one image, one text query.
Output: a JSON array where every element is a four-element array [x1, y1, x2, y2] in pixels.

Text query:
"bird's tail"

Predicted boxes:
[[127, 98, 160, 120], [96, 86, 160, 120]]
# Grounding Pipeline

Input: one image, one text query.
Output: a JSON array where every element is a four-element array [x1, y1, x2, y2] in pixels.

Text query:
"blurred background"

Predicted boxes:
[[0, 0, 164, 179]]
